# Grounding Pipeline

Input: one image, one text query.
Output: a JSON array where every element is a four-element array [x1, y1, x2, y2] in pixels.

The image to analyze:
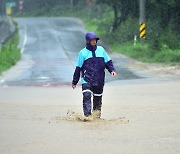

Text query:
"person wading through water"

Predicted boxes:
[[72, 32, 117, 120]]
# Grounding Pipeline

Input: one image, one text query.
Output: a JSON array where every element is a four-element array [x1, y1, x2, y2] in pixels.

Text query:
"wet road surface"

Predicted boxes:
[[0, 17, 141, 87]]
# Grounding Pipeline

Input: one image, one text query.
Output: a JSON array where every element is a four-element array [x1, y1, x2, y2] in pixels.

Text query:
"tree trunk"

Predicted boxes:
[[111, 4, 121, 33]]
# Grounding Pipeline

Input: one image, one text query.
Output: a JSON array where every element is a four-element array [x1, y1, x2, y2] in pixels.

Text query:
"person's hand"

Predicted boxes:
[[72, 84, 76, 89], [111, 71, 117, 77]]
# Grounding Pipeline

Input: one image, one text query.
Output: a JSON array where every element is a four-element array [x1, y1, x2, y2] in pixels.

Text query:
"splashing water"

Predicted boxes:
[[49, 110, 129, 124]]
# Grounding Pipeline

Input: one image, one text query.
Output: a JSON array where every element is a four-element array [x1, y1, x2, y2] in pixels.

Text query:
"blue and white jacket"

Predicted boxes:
[[72, 46, 115, 86], [72, 32, 115, 86]]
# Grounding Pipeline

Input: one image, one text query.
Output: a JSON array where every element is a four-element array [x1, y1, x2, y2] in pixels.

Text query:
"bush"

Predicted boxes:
[[111, 16, 139, 43], [0, 27, 21, 74], [147, 19, 180, 50], [154, 49, 180, 62], [160, 28, 180, 50]]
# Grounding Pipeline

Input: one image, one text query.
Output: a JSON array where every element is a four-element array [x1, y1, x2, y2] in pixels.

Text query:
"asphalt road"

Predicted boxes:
[[0, 17, 141, 87]]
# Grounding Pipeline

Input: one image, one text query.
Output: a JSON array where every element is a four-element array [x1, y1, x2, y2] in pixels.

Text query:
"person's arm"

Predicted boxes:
[[72, 52, 84, 89], [72, 67, 81, 88], [103, 49, 117, 77], [105, 60, 115, 73]]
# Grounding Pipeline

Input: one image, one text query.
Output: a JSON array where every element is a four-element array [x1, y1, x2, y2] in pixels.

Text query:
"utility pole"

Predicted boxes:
[[139, 0, 146, 40], [70, 0, 73, 10], [87, 0, 93, 18]]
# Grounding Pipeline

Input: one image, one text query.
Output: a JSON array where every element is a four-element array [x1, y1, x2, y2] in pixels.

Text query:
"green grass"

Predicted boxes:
[[83, 19, 99, 33], [81, 18, 102, 36], [0, 23, 21, 75], [110, 42, 180, 63]]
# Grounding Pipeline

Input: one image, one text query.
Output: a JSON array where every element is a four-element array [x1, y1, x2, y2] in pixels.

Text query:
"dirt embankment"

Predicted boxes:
[[111, 53, 180, 78], [130, 61, 180, 76]]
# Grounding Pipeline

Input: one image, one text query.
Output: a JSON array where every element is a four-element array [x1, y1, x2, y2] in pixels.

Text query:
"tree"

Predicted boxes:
[[96, 0, 139, 32], [146, 0, 180, 33]]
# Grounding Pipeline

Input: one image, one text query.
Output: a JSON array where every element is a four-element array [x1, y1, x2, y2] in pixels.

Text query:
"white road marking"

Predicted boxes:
[[37, 76, 50, 80], [20, 25, 27, 54]]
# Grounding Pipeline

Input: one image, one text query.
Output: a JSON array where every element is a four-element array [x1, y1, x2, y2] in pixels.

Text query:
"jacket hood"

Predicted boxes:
[[85, 32, 99, 44]]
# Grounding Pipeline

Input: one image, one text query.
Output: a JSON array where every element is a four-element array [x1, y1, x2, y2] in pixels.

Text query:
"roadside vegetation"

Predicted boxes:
[[13, 0, 179, 63], [0, 22, 21, 75]]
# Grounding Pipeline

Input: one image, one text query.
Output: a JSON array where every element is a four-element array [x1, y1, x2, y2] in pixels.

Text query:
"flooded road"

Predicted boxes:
[[0, 17, 141, 87], [0, 18, 180, 154]]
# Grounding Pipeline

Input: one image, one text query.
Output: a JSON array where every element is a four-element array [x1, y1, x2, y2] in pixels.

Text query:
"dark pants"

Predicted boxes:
[[82, 83, 104, 117]]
